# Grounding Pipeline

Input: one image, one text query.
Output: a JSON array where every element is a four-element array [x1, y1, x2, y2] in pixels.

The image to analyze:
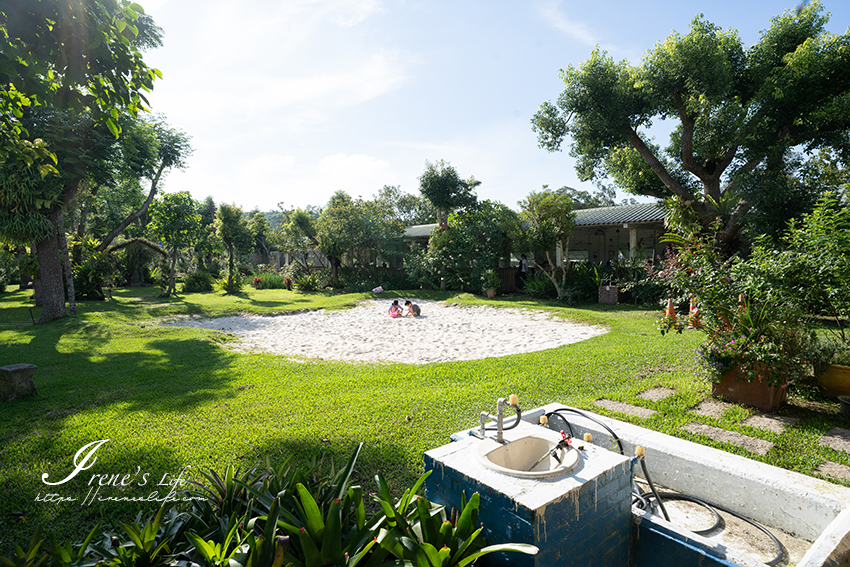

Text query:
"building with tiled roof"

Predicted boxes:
[[568, 202, 666, 264]]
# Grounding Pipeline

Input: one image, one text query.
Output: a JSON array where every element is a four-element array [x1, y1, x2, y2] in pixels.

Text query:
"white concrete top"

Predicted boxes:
[[428, 421, 630, 512]]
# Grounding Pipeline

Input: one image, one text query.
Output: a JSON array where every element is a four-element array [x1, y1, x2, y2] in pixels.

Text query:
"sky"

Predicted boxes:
[[138, 0, 850, 213]]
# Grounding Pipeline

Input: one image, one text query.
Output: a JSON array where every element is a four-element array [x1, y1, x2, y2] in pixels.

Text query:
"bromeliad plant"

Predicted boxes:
[[1, 445, 538, 567]]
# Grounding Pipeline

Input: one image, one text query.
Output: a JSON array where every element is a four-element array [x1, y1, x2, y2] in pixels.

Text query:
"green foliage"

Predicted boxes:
[[761, 192, 850, 343], [418, 160, 479, 226], [524, 271, 557, 299], [214, 204, 252, 295], [0, 0, 161, 169], [150, 191, 202, 297], [532, 2, 850, 250], [481, 269, 501, 294], [419, 200, 520, 293], [215, 271, 244, 294], [294, 271, 326, 292], [316, 192, 367, 284], [182, 271, 214, 293], [519, 188, 576, 298], [372, 476, 538, 567], [252, 273, 290, 290], [658, 207, 816, 387], [72, 238, 116, 301]]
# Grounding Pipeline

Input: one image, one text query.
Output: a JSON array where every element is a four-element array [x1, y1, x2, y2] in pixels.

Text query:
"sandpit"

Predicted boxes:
[[164, 299, 607, 364]]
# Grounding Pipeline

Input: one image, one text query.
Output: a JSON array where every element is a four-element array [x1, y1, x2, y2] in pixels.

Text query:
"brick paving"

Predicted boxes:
[[682, 422, 774, 456]]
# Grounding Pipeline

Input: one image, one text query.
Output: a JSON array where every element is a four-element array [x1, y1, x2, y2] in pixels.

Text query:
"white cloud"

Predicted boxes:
[[312, 153, 395, 199], [536, 1, 598, 46]]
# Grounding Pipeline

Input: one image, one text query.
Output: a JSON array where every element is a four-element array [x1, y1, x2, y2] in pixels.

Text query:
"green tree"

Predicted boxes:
[[532, 2, 850, 252], [0, 109, 118, 321], [149, 191, 201, 297], [214, 203, 251, 294], [316, 191, 367, 284], [374, 185, 436, 225], [96, 117, 192, 251], [418, 160, 479, 226], [276, 207, 320, 270], [0, 0, 162, 322], [0, 0, 161, 167], [418, 200, 520, 293], [247, 209, 271, 260], [519, 189, 576, 298]]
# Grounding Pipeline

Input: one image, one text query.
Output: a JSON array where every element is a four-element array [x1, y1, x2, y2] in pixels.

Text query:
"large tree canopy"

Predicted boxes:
[[532, 1, 850, 250], [0, 0, 161, 166], [418, 159, 479, 226]]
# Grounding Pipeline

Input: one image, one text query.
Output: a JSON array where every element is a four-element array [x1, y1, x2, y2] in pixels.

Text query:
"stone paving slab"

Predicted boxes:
[[741, 414, 798, 434], [638, 387, 676, 402], [815, 461, 850, 482], [692, 399, 733, 418], [682, 422, 774, 456], [594, 399, 657, 418], [819, 428, 850, 453]]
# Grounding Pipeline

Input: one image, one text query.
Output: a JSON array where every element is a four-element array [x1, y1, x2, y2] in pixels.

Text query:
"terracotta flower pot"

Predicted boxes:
[[711, 365, 787, 412], [817, 364, 850, 397], [485, 288, 496, 299]]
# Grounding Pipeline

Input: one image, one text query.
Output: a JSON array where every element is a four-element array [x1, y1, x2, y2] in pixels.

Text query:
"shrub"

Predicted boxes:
[[294, 270, 326, 292], [182, 270, 214, 293], [253, 272, 289, 290], [524, 271, 557, 299], [215, 271, 244, 294]]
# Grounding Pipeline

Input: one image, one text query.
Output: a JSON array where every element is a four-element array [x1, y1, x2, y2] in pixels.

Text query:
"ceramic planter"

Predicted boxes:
[[712, 365, 787, 412], [817, 364, 850, 397]]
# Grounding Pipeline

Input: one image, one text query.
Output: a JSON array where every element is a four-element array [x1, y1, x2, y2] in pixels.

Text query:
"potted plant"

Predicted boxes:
[[813, 342, 850, 396], [482, 268, 501, 299], [657, 204, 817, 411]]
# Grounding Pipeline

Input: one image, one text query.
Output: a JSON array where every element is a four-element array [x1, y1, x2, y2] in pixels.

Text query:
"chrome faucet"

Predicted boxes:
[[473, 395, 519, 443]]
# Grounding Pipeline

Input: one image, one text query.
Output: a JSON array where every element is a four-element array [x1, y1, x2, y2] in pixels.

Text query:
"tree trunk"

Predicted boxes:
[[97, 162, 166, 252], [227, 242, 234, 294], [164, 247, 178, 297], [56, 211, 77, 315], [34, 210, 66, 324]]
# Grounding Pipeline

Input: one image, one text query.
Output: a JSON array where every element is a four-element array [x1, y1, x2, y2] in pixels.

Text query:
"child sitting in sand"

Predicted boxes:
[[388, 300, 402, 318], [404, 300, 421, 318]]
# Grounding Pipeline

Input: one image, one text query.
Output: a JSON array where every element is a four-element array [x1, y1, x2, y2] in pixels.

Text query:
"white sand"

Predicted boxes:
[[163, 299, 607, 364]]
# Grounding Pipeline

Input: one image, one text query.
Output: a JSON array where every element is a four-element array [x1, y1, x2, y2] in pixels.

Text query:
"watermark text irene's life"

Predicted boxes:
[[36, 439, 205, 506]]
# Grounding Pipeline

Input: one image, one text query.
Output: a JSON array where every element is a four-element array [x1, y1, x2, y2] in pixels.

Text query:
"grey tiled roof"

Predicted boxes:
[[574, 202, 665, 226], [404, 223, 438, 238]]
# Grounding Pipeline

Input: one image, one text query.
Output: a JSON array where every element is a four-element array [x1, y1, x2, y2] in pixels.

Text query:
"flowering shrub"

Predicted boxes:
[[658, 201, 817, 387]]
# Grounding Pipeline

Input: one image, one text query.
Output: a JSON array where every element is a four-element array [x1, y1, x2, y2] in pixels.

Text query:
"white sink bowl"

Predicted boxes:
[[475, 430, 581, 478]]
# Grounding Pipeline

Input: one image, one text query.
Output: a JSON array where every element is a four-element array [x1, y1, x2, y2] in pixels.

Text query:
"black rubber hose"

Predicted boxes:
[[483, 405, 522, 432], [545, 407, 784, 566], [640, 492, 723, 536], [639, 458, 670, 522], [549, 407, 624, 455]]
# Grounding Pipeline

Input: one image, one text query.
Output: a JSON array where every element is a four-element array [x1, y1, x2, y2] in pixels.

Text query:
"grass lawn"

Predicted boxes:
[[0, 286, 845, 550]]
